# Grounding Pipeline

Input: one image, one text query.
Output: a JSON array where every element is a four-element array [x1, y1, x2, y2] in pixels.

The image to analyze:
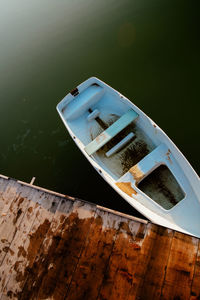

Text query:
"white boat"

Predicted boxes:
[[57, 77, 200, 237]]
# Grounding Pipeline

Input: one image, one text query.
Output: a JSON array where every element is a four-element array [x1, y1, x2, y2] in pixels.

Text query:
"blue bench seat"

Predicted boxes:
[[84, 109, 139, 156]]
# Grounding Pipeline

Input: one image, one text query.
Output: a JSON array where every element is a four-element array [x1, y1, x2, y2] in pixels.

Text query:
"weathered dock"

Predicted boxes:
[[0, 175, 200, 300]]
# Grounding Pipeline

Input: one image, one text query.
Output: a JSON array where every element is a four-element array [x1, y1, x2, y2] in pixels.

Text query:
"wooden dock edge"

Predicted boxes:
[[96, 205, 148, 224], [0, 173, 200, 300], [0, 173, 148, 225]]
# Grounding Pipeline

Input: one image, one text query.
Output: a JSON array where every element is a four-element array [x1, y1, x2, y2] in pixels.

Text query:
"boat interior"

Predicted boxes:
[[59, 82, 188, 211]]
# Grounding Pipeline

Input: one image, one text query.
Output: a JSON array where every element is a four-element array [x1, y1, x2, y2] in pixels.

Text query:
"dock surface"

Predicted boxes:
[[0, 175, 200, 300]]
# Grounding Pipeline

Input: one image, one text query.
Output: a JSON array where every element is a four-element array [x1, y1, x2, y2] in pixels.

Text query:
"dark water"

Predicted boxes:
[[0, 0, 199, 217]]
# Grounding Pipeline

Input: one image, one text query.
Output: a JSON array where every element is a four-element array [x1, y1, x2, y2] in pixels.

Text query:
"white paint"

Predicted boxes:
[[30, 177, 36, 185], [75, 206, 94, 220], [101, 212, 120, 231]]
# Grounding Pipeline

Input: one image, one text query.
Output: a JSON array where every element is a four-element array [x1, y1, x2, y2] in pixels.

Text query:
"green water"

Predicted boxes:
[[0, 0, 199, 216]]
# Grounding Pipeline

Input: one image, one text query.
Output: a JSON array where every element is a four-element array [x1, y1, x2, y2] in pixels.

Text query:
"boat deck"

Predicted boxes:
[[0, 174, 200, 300]]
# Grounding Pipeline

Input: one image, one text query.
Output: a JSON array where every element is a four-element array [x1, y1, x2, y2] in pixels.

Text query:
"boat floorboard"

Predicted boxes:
[[0, 175, 199, 300]]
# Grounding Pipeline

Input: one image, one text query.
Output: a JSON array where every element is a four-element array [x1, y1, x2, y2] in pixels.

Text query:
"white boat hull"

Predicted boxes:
[[57, 77, 200, 237]]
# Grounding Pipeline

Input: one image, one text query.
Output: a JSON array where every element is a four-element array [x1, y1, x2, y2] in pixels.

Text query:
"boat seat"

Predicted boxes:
[[106, 132, 135, 157], [87, 109, 100, 121], [65, 85, 104, 120], [129, 143, 171, 184], [116, 143, 173, 189], [84, 109, 139, 156]]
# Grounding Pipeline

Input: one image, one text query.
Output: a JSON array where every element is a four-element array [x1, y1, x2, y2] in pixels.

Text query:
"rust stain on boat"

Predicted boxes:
[[61, 105, 67, 113], [96, 132, 107, 144], [116, 182, 137, 197], [166, 149, 172, 164], [153, 124, 158, 134], [129, 165, 145, 184]]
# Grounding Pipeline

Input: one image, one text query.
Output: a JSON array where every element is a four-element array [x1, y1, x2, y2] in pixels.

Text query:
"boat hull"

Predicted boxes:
[[57, 77, 200, 237]]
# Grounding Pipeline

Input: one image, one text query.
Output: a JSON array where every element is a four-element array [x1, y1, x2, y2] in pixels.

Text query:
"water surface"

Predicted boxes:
[[0, 0, 199, 217]]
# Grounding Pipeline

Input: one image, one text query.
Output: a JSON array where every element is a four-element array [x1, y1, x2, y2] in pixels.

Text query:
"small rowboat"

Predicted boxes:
[[57, 77, 200, 237]]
